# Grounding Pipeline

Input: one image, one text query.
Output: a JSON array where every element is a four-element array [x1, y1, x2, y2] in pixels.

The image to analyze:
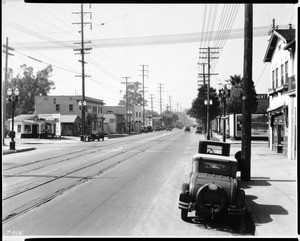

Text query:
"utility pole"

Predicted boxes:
[[168, 96, 172, 112], [72, 4, 92, 141], [2, 37, 14, 145], [158, 83, 164, 117], [149, 94, 154, 118], [121, 77, 132, 134], [199, 47, 219, 140], [241, 4, 253, 181], [139, 64, 148, 126]]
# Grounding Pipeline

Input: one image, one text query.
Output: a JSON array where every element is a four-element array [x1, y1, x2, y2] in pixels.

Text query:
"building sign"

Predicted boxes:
[[235, 114, 269, 138], [37, 114, 61, 136]]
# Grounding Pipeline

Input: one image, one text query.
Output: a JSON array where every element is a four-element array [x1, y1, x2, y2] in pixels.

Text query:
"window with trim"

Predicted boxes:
[[69, 104, 73, 111], [285, 61, 288, 83], [275, 68, 278, 88], [272, 70, 275, 89], [280, 64, 284, 85], [93, 106, 97, 113], [56, 104, 60, 111], [25, 125, 31, 133]]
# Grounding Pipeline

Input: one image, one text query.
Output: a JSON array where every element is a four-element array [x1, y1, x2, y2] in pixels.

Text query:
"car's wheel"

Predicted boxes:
[[231, 189, 245, 233], [181, 209, 188, 221]]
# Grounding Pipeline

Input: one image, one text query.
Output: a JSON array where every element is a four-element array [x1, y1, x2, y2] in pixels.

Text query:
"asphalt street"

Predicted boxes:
[[2, 129, 272, 238]]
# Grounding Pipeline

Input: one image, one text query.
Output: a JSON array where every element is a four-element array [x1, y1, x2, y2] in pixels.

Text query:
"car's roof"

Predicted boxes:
[[192, 153, 237, 163]]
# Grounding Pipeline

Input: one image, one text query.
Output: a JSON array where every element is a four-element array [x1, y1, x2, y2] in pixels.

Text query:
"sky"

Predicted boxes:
[[2, 1, 297, 114]]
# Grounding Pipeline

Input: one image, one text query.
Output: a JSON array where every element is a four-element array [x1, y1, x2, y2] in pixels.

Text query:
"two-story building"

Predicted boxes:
[[103, 105, 143, 134], [34, 95, 105, 137], [263, 23, 297, 160]]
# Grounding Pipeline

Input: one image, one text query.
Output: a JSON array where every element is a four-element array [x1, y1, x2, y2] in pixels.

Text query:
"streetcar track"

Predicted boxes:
[[3, 132, 181, 223]]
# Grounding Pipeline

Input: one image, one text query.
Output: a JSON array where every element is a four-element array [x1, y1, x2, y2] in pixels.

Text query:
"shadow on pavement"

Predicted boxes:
[[183, 212, 255, 235], [244, 195, 288, 224]]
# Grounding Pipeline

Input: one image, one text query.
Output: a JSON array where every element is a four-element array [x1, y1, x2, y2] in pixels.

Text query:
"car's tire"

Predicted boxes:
[[181, 209, 188, 221], [196, 183, 227, 215], [231, 189, 245, 233]]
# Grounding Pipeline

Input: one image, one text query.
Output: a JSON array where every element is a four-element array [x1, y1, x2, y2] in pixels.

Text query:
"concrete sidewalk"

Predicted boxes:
[[212, 132, 298, 237]]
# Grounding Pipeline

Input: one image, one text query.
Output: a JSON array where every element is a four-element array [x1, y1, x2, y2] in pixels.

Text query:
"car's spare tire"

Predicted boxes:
[[196, 183, 227, 215]]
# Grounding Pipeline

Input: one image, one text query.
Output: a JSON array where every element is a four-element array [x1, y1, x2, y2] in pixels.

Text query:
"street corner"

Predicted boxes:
[[2, 147, 36, 155]]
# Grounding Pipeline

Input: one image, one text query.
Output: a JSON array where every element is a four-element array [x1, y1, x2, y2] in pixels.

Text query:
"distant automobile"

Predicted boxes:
[[87, 132, 105, 141], [166, 126, 173, 131], [195, 126, 202, 134], [184, 126, 190, 132], [147, 126, 153, 132]]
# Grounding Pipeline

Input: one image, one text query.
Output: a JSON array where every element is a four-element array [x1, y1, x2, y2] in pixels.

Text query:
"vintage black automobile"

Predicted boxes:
[[87, 132, 105, 141], [178, 141, 245, 224], [195, 126, 202, 134], [184, 126, 191, 132]]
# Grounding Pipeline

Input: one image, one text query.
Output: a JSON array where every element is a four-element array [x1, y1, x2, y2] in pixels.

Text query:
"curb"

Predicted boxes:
[[3, 147, 36, 155]]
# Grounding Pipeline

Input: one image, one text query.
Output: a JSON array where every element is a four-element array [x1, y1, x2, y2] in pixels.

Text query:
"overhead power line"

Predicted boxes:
[[10, 25, 274, 50]]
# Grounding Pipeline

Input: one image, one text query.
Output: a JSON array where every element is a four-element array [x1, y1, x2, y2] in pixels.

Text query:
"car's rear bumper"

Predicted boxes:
[[178, 193, 195, 211]]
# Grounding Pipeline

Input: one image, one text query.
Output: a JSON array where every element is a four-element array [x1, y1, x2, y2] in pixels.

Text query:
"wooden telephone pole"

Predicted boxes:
[[199, 47, 219, 140], [241, 4, 253, 181], [139, 65, 148, 126], [72, 3, 92, 141]]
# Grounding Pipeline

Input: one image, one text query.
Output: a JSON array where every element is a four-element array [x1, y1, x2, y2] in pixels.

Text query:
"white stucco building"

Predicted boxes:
[[263, 23, 297, 160]]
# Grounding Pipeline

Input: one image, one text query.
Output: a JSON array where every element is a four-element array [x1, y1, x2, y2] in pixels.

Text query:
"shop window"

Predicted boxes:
[[17, 125, 21, 133], [25, 125, 31, 133]]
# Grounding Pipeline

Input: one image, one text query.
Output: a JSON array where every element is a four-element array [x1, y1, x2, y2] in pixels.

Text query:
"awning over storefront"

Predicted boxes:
[[267, 102, 286, 115], [60, 115, 81, 123]]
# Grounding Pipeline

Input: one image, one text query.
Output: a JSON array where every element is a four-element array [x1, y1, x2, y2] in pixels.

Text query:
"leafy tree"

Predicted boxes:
[[226, 75, 258, 114], [6, 64, 55, 118], [145, 109, 159, 118], [188, 84, 221, 129], [162, 110, 179, 126], [118, 81, 147, 106]]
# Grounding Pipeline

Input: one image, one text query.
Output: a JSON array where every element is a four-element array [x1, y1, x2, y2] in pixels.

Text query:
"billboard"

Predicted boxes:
[[235, 114, 268, 138]]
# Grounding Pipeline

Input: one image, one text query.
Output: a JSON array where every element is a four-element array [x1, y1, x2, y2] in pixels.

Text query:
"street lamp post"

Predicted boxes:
[[204, 99, 213, 140], [127, 110, 132, 134], [218, 81, 232, 142], [78, 100, 86, 141], [7, 87, 19, 150]]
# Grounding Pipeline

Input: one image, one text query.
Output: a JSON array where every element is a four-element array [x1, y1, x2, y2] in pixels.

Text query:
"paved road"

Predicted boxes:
[[3, 129, 251, 238]]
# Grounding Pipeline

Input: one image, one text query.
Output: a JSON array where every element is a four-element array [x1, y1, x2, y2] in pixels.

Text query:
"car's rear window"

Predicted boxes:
[[199, 160, 230, 176]]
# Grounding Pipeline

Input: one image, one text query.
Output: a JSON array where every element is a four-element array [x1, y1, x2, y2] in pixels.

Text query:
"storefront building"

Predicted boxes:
[[263, 23, 297, 160]]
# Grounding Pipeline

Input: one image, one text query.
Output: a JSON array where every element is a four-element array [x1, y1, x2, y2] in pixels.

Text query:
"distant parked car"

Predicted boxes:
[[87, 132, 105, 141], [147, 126, 153, 132], [195, 126, 202, 134], [184, 126, 190, 132], [178, 141, 245, 229], [166, 126, 173, 131]]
